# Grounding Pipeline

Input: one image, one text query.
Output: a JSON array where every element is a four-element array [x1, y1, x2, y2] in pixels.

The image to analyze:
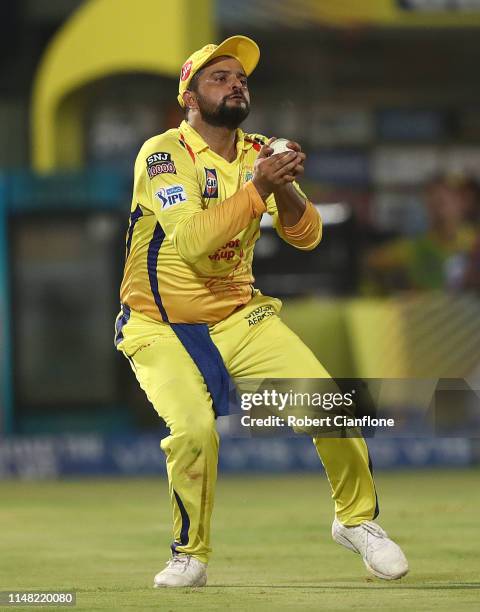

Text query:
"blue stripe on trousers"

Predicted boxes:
[[368, 451, 380, 519], [114, 303, 131, 346], [171, 489, 190, 554], [170, 322, 231, 417]]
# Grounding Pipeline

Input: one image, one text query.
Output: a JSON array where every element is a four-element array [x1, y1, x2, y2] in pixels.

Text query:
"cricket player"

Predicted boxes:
[[115, 35, 408, 587]]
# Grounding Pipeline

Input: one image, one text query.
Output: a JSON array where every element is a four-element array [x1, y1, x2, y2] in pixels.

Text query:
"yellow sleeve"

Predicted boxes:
[[160, 181, 266, 264], [265, 182, 322, 251], [137, 138, 266, 264]]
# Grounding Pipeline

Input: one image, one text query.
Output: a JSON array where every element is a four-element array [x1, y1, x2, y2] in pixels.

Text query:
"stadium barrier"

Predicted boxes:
[[0, 435, 475, 479]]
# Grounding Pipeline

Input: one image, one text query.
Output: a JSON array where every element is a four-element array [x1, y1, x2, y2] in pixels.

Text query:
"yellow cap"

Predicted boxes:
[[177, 35, 260, 107]]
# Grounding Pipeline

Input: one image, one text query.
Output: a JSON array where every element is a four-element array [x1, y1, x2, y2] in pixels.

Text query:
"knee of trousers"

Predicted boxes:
[[162, 413, 218, 454]]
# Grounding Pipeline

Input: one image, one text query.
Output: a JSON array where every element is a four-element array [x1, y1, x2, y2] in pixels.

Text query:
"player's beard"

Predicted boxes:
[[197, 93, 250, 129]]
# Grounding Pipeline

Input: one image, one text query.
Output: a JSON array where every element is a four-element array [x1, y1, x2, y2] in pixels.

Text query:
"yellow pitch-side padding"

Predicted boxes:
[[31, 0, 214, 172]]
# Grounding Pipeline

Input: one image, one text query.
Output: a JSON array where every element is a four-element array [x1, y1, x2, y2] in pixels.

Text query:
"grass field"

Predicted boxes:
[[1, 469, 479, 611]]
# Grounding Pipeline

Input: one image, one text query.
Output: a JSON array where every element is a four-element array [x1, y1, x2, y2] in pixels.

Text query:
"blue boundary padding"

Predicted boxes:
[[0, 173, 13, 433], [0, 435, 474, 478]]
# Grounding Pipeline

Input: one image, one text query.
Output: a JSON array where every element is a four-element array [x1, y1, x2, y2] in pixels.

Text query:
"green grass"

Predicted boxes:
[[1, 470, 479, 611]]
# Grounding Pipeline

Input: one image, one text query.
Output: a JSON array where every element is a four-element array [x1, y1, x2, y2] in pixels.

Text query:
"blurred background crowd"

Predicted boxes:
[[3, 2, 480, 297], [1, 0, 480, 458]]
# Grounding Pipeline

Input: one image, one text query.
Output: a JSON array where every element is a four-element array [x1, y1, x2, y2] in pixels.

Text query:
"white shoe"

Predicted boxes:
[[153, 554, 207, 588], [332, 518, 409, 580]]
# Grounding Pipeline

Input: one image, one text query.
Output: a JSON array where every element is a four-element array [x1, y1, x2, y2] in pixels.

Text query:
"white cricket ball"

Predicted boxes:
[[270, 138, 293, 155]]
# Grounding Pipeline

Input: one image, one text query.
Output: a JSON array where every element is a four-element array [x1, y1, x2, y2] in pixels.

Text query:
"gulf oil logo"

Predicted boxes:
[[203, 168, 219, 198]]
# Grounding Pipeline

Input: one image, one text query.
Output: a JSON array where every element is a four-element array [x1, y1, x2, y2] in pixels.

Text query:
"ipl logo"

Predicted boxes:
[[203, 168, 219, 198], [155, 185, 187, 209]]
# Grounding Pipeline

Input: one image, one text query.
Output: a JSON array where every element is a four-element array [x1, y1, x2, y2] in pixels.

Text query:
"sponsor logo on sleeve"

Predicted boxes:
[[146, 152, 176, 179], [155, 184, 187, 209], [203, 168, 218, 198]]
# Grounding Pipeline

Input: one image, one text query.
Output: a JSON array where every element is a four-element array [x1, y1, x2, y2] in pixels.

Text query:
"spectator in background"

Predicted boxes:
[[365, 175, 476, 294], [459, 176, 480, 226], [461, 177, 480, 291], [463, 234, 480, 291]]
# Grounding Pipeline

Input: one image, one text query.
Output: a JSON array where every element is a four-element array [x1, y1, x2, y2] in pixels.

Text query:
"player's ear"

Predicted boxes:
[[182, 90, 198, 112]]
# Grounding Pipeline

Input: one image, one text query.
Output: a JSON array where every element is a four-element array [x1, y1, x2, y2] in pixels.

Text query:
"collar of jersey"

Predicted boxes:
[[179, 120, 256, 156]]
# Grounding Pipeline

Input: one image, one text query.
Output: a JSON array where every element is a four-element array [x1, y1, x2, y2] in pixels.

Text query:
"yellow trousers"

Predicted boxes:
[[116, 295, 378, 563]]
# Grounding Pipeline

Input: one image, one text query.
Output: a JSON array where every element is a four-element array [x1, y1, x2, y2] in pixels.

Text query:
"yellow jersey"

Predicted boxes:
[[119, 120, 321, 324]]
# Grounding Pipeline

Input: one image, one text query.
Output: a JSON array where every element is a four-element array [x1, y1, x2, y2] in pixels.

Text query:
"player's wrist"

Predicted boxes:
[[251, 177, 271, 201], [273, 182, 294, 195]]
